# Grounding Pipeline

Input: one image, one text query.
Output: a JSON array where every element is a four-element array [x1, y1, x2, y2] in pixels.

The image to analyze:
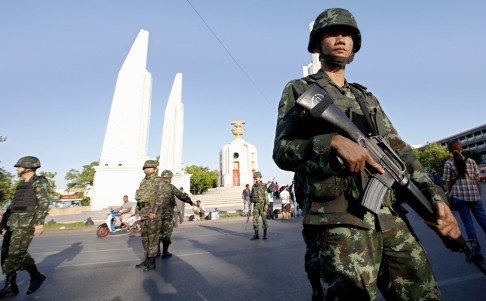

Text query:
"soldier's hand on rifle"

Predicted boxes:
[[425, 201, 461, 240], [34, 225, 44, 236], [264, 204, 268, 212], [331, 135, 384, 174]]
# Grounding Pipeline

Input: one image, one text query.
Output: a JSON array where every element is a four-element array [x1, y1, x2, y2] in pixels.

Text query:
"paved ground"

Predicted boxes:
[[1, 206, 479, 300], [4, 185, 484, 300]]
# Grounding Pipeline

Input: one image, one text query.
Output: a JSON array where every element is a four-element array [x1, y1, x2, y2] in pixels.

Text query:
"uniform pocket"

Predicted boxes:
[[307, 175, 347, 199]]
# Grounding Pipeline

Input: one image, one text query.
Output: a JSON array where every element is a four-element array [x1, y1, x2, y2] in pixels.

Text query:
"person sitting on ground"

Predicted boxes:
[[116, 195, 132, 231], [193, 200, 206, 219]]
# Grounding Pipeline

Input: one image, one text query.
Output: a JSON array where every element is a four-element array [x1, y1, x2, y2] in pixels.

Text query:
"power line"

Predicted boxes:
[[185, 0, 273, 107]]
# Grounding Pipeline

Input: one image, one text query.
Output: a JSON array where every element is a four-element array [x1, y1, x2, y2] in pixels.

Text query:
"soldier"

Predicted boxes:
[[134, 160, 162, 272], [173, 187, 186, 228], [158, 170, 193, 259], [249, 171, 269, 240], [0, 156, 49, 297], [273, 8, 461, 300]]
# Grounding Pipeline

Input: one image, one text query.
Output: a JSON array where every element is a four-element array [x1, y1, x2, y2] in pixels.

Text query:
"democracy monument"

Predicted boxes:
[[89, 29, 258, 210]]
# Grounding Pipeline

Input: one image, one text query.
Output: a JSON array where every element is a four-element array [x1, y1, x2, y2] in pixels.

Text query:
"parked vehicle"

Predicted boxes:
[[97, 209, 141, 237]]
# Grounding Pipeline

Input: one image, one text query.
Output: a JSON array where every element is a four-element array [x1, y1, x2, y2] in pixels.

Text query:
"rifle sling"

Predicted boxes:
[[348, 84, 379, 136]]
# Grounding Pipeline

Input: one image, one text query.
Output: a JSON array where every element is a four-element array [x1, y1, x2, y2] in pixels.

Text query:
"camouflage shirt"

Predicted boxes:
[[273, 70, 446, 227], [135, 172, 163, 218], [157, 182, 193, 220], [250, 181, 269, 205], [7, 174, 50, 228]]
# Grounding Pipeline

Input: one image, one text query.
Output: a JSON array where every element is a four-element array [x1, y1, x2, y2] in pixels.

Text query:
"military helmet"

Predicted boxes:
[[142, 160, 158, 170], [14, 156, 41, 169], [253, 171, 262, 178], [307, 8, 361, 53], [161, 170, 173, 178]]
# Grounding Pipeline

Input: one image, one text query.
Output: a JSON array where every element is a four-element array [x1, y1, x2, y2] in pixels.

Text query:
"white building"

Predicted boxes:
[[219, 121, 258, 187]]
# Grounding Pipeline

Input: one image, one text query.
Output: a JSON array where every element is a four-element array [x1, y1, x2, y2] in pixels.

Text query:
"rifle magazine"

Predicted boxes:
[[361, 177, 389, 214]]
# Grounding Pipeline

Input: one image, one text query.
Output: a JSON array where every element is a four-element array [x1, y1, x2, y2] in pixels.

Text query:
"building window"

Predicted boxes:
[[233, 152, 239, 159]]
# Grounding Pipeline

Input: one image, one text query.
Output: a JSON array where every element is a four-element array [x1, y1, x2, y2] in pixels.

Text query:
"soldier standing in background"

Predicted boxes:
[[158, 170, 193, 259], [249, 171, 269, 240], [173, 187, 186, 228], [273, 8, 461, 300], [134, 160, 162, 272], [0, 156, 49, 297]]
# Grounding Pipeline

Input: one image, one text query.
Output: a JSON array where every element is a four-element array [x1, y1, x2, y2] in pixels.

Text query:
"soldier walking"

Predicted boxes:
[[0, 156, 49, 297], [158, 170, 193, 259], [134, 160, 163, 272], [249, 171, 269, 240]]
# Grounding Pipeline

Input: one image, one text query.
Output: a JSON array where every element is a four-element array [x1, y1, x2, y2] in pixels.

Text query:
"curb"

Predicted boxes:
[[42, 216, 248, 235]]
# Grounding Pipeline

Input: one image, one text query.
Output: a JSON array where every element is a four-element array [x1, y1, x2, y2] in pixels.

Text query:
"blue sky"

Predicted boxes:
[[1, 1, 485, 189]]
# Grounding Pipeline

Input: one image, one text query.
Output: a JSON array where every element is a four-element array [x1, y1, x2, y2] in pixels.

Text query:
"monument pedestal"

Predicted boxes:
[[91, 166, 145, 210], [169, 173, 192, 196]]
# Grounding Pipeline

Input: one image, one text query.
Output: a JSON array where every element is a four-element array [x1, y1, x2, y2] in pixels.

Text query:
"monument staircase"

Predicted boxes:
[[186, 185, 246, 214]]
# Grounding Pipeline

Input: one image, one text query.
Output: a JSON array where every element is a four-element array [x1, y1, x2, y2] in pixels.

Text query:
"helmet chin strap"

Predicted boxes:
[[18, 168, 34, 177], [319, 52, 354, 67]]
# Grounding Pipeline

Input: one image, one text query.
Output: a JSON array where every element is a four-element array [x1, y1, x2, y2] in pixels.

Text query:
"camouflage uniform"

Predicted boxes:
[[0, 156, 49, 297], [250, 180, 269, 239], [135, 171, 163, 268], [2, 175, 50, 275], [273, 9, 446, 300], [294, 173, 324, 299], [157, 174, 193, 258]]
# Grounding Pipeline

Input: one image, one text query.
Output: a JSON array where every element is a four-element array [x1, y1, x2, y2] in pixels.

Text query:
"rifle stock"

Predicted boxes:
[[296, 84, 486, 275]]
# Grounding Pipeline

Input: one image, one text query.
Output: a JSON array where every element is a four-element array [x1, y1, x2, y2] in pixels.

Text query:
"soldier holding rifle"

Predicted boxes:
[[273, 8, 461, 301]]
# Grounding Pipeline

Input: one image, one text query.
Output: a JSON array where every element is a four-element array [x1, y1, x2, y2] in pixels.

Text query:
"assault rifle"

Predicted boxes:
[[296, 84, 486, 275]]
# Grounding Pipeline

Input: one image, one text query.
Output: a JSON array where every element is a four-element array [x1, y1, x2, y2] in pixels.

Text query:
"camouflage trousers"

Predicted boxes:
[[252, 203, 268, 231], [159, 217, 174, 242], [141, 218, 161, 257], [2, 226, 36, 275], [302, 224, 321, 280], [315, 207, 441, 301]]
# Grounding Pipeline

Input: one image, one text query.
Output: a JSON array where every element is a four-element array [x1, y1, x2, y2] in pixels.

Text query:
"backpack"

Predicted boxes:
[[267, 183, 276, 193]]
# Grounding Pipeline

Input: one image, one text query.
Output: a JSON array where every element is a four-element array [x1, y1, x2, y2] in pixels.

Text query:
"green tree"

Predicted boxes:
[[64, 161, 98, 206], [65, 168, 81, 189], [39, 171, 58, 199], [79, 161, 98, 186], [65, 161, 98, 188], [414, 143, 449, 176], [462, 150, 482, 164], [0, 166, 14, 204], [185, 165, 219, 195]]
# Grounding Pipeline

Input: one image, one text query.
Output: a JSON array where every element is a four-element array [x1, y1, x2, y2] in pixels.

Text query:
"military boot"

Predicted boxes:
[[135, 257, 149, 268], [263, 229, 268, 240], [26, 266, 46, 295], [143, 257, 156, 272], [0, 273, 18, 298], [161, 241, 172, 259], [250, 230, 259, 240]]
